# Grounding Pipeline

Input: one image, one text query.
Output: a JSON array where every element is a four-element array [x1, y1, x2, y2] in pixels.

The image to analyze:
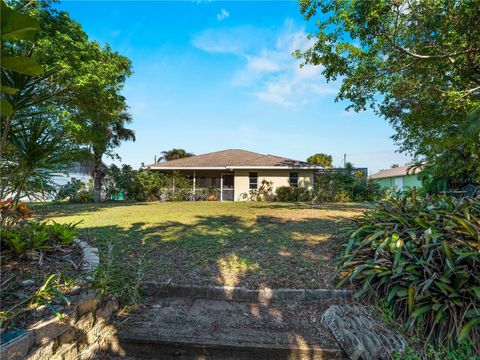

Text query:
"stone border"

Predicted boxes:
[[0, 239, 106, 360], [74, 238, 99, 273], [142, 282, 352, 303]]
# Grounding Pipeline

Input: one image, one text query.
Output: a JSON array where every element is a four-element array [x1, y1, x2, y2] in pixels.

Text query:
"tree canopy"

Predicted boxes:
[[158, 149, 194, 162], [297, 0, 480, 187], [1, 0, 134, 202], [307, 153, 333, 167]]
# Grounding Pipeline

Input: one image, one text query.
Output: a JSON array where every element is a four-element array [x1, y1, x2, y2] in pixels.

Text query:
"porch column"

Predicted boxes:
[[220, 175, 223, 202], [193, 170, 196, 201]]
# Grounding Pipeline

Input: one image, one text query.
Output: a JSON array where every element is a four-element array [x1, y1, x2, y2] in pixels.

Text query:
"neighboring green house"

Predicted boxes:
[[370, 165, 422, 191]]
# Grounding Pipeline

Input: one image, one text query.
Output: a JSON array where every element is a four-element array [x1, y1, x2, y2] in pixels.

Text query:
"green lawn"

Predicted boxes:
[[35, 201, 365, 290]]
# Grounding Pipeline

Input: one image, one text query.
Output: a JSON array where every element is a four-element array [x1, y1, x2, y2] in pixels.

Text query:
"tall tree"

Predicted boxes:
[[158, 149, 194, 162], [297, 0, 480, 187], [307, 153, 333, 167], [9, 1, 134, 202], [90, 111, 135, 203]]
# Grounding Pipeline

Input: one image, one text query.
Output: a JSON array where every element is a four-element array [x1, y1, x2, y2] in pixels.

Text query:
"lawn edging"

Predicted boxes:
[[142, 281, 352, 303]]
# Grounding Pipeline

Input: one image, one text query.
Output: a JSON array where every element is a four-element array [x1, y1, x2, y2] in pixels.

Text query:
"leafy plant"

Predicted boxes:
[[47, 220, 79, 246], [1, 220, 78, 256], [249, 180, 274, 201], [337, 194, 480, 353], [0, 274, 72, 329], [91, 241, 145, 305], [0, 198, 32, 228], [275, 186, 313, 202]]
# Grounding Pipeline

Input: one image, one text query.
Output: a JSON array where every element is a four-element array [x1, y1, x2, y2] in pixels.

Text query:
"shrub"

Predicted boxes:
[[249, 180, 274, 201], [315, 172, 385, 202], [55, 179, 93, 203], [104, 164, 137, 200], [1, 221, 79, 256], [0, 198, 32, 228], [275, 186, 313, 202], [337, 194, 480, 353]]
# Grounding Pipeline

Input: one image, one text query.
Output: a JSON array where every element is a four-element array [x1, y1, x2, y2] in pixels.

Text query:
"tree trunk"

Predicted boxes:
[[93, 153, 105, 203]]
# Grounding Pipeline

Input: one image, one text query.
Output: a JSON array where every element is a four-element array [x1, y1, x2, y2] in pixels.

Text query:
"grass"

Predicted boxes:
[[34, 201, 365, 290]]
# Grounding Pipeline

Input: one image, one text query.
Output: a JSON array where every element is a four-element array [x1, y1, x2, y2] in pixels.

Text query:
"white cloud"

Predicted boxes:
[[191, 26, 264, 55], [192, 19, 338, 107], [216, 8, 230, 21]]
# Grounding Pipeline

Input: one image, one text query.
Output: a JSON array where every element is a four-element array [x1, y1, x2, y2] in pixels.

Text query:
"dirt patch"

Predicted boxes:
[[0, 245, 82, 331]]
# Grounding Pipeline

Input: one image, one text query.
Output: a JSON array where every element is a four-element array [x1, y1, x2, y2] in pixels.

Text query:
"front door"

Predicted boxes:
[[221, 174, 234, 201]]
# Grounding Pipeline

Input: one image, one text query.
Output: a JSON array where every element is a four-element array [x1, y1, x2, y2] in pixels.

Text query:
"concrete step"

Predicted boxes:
[[105, 297, 347, 359]]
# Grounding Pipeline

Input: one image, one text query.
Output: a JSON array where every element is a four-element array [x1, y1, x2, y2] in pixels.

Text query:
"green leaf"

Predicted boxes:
[[472, 287, 480, 301], [1, 56, 44, 76], [442, 241, 455, 269], [0, 86, 19, 94], [408, 286, 415, 314], [411, 304, 432, 319], [1, 98, 13, 117], [457, 317, 480, 344], [0, 1, 40, 42]]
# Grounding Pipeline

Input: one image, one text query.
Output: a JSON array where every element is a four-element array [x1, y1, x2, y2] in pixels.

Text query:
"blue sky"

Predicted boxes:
[[59, 1, 411, 173]]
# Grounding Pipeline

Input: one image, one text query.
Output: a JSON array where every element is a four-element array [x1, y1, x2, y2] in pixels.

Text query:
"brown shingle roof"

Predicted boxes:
[[146, 149, 320, 169], [370, 165, 422, 179]]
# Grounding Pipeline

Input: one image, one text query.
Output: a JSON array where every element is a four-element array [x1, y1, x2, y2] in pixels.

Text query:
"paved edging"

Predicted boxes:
[[142, 281, 352, 303], [74, 238, 100, 273]]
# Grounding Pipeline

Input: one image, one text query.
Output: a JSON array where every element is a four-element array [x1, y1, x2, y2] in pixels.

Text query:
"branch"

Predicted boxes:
[[382, 30, 480, 60]]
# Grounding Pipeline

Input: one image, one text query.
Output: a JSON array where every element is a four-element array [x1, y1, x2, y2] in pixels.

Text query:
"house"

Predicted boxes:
[[53, 161, 97, 186], [370, 165, 422, 191], [146, 149, 322, 201]]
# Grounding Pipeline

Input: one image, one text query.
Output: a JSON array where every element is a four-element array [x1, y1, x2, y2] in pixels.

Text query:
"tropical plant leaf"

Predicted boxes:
[[1, 56, 44, 77], [1, 98, 13, 117], [0, 1, 40, 42], [457, 317, 480, 344]]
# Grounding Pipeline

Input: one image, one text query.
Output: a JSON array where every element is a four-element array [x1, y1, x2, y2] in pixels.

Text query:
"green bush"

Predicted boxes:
[[1, 221, 79, 256], [55, 179, 93, 203], [315, 171, 385, 202], [275, 186, 313, 202], [131, 169, 193, 201], [249, 180, 274, 201], [337, 194, 480, 353]]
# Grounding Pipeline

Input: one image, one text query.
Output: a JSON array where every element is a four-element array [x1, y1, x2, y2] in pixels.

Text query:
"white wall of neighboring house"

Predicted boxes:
[[52, 172, 92, 187]]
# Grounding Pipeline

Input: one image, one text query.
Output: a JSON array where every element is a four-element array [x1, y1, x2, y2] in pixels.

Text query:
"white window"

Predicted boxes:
[[394, 177, 404, 190]]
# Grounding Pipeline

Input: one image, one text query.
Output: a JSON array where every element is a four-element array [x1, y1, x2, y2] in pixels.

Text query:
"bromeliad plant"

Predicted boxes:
[[1, 220, 80, 256], [337, 193, 480, 353]]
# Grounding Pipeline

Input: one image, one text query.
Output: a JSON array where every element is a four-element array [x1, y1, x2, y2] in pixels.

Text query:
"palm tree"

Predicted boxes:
[[0, 118, 75, 202], [91, 111, 135, 203], [158, 148, 194, 162]]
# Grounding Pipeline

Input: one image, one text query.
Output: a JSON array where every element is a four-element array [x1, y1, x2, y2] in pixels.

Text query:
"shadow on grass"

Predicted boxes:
[[86, 213, 353, 359], [81, 212, 353, 291], [31, 200, 152, 219]]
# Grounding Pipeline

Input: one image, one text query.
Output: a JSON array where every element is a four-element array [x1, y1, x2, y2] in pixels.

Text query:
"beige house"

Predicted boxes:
[[147, 149, 321, 201]]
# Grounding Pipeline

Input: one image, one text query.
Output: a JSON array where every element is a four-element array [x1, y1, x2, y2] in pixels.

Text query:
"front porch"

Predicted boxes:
[[165, 170, 235, 202]]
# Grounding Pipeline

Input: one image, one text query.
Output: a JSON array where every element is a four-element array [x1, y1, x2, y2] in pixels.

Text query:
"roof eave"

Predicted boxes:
[[147, 165, 321, 170]]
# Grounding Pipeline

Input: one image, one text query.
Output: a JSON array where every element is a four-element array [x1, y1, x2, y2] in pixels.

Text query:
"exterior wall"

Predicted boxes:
[[373, 175, 422, 191], [234, 169, 314, 201]]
